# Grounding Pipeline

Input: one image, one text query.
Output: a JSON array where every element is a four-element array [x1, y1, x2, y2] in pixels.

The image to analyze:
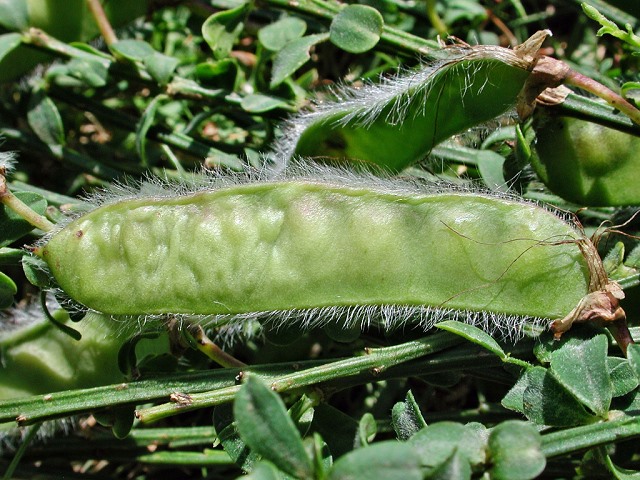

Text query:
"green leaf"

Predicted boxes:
[[460, 423, 488, 468], [0, 191, 47, 246], [520, 366, 596, 426], [329, 5, 384, 54], [195, 58, 239, 89], [111, 405, 136, 439], [311, 403, 359, 458], [608, 357, 639, 397], [628, 344, 640, 379], [270, 33, 329, 88], [259, 17, 307, 52], [476, 150, 507, 191], [622, 81, 640, 106], [602, 447, 640, 479], [0, 247, 23, 264], [429, 449, 471, 480], [550, 334, 612, 416], [391, 390, 427, 441], [65, 58, 109, 87], [243, 461, 282, 480], [27, 88, 65, 154], [213, 403, 260, 472], [110, 39, 156, 61], [22, 254, 52, 288], [0, 33, 22, 62], [201, 2, 250, 60], [240, 94, 288, 113], [356, 413, 377, 447], [309, 433, 333, 480], [0, 270, 16, 309], [234, 375, 313, 479], [582, 3, 640, 47], [410, 422, 465, 471], [501, 370, 529, 415], [435, 320, 505, 359], [329, 441, 423, 480], [488, 421, 545, 480], [0, 0, 28, 31], [136, 94, 168, 167], [144, 52, 180, 85]]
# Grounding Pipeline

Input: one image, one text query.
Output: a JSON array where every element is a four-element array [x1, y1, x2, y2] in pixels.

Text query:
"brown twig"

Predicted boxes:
[[86, 0, 118, 46]]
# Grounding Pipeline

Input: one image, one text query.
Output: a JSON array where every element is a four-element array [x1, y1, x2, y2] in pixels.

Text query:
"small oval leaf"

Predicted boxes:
[[0, 271, 17, 309], [234, 376, 313, 479], [488, 421, 545, 480], [270, 33, 329, 88], [0, 33, 22, 62], [329, 5, 384, 54], [110, 39, 156, 62], [436, 320, 505, 358], [0, 0, 27, 31], [329, 441, 423, 480], [240, 93, 288, 113], [144, 52, 180, 85], [202, 2, 250, 60], [27, 89, 65, 153], [259, 17, 307, 51], [550, 334, 612, 417]]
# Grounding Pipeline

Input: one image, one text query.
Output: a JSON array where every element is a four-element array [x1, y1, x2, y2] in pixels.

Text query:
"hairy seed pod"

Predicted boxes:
[[530, 109, 640, 206], [275, 31, 550, 171], [0, 309, 126, 399], [35, 165, 593, 339]]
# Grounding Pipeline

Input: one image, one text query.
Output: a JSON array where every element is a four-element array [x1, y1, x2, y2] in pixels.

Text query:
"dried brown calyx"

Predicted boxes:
[[551, 237, 633, 355]]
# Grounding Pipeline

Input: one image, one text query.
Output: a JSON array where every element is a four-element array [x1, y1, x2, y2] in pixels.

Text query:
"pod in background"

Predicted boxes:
[[529, 108, 640, 206], [0, 308, 126, 400], [35, 165, 597, 340], [274, 31, 549, 172]]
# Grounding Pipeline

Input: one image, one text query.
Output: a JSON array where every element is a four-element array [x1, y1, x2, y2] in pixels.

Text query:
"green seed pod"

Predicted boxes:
[[0, 307, 126, 400], [35, 165, 595, 340], [530, 109, 640, 206], [276, 31, 549, 172]]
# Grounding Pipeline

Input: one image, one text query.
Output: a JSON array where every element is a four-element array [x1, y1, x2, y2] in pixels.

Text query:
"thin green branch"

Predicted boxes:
[[136, 333, 463, 423], [0, 174, 54, 232], [2, 423, 42, 480], [0, 333, 472, 426], [542, 414, 640, 458]]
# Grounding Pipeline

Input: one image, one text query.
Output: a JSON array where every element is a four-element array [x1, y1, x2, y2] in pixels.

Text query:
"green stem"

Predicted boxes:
[[0, 336, 525, 427], [0, 175, 55, 232], [425, 0, 447, 37], [185, 324, 247, 368], [541, 414, 640, 458], [136, 332, 462, 423], [2, 422, 42, 480]]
